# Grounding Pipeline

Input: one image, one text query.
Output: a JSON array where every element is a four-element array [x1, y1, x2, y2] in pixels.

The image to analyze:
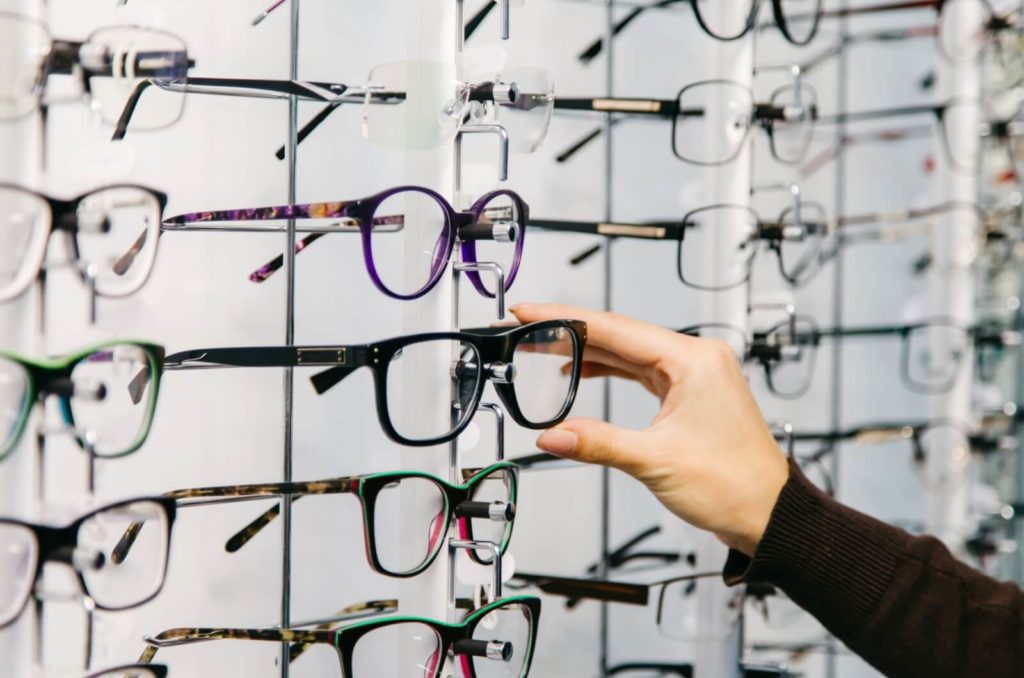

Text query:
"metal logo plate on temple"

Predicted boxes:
[[296, 348, 348, 365]]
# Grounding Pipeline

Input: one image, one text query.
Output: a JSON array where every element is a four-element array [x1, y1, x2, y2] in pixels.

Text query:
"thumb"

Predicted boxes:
[[536, 417, 647, 476]]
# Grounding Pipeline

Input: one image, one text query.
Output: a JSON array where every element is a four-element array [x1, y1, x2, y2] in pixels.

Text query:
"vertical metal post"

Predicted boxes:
[[925, 0, 980, 545], [597, 0, 615, 674], [280, 1, 301, 675]]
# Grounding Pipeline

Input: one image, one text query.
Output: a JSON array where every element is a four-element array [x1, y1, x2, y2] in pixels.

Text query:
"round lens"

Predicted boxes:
[[776, 201, 826, 285], [467, 192, 523, 297], [85, 26, 188, 129], [350, 621, 444, 677], [677, 205, 758, 290], [674, 81, 754, 165], [467, 601, 535, 678], [776, 0, 822, 45], [509, 325, 577, 425], [904, 322, 968, 392], [363, 60, 459, 150], [69, 344, 158, 457], [369, 475, 448, 575], [0, 523, 37, 627], [768, 84, 817, 164], [691, 1, 757, 40], [385, 339, 481, 443], [79, 500, 169, 610], [76, 187, 162, 298], [0, 357, 30, 458], [460, 466, 516, 563], [657, 576, 742, 641], [493, 67, 553, 153], [0, 13, 49, 120], [370, 188, 450, 298], [0, 186, 50, 303]]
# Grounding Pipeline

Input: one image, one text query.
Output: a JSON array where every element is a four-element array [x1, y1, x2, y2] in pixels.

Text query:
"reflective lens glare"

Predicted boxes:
[[674, 81, 754, 165], [85, 26, 188, 128], [370, 188, 450, 297], [0, 13, 49, 120], [657, 575, 743, 641], [462, 467, 515, 563], [0, 523, 37, 627], [510, 326, 576, 425], [467, 602, 534, 678], [472, 193, 522, 296], [0, 186, 50, 303], [494, 67, 553, 153], [677, 205, 758, 289], [79, 500, 168, 610], [904, 323, 968, 392], [362, 61, 461, 150], [777, 201, 826, 285], [386, 339, 481, 442], [69, 344, 157, 457], [350, 621, 444, 677], [76, 187, 162, 297], [691, 0, 756, 40], [371, 476, 448, 575], [0, 356, 30, 458], [768, 84, 817, 164]]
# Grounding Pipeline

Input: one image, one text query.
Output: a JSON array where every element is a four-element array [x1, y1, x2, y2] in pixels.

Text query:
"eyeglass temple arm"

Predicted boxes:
[[555, 102, 695, 163], [273, 90, 405, 160], [510, 571, 651, 606], [465, 1, 496, 40], [816, 103, 943, 126], [577, 0, 684, 64], [528, 217, 685, 240], [140, 626, 335, 655], [252, 0, 288, 26], [286, 599, 398, 662], [112, 478, 358, 561], [582, 524, 661, 575]]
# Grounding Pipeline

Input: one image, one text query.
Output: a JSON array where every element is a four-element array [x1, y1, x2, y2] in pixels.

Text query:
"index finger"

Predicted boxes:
[[510, 302, 699, 369]]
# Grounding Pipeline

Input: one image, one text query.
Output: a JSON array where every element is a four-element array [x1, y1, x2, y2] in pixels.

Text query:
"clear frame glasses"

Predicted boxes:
[[112, 463, 518, 578], [151, 186, 528, 300], [139, 595, 542, 678], [0, 340, 164, 462], [0, 498, 176, 628], [0, 183, 167, 303], [0, 13, 191, 127], [155, 320, 586, 446]]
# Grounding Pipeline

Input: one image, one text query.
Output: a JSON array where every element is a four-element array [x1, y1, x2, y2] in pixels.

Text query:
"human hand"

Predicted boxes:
[[511, 302, 789, 557]]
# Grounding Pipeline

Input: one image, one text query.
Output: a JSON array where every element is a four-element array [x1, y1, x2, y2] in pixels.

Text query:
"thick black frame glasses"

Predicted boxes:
[[139, 595, 542, 678], [0, 498, 176, 628], [112, 463, 518, 578], [0, 183, 167, 303], [575, 0, 824, 65], [530, 200, 829, 290], [155, 320, 586, 446], [554, 79, 819, 166]]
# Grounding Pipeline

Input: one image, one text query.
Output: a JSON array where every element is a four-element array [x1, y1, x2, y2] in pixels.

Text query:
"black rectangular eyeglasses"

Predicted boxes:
[[145, 320, 586, 446]]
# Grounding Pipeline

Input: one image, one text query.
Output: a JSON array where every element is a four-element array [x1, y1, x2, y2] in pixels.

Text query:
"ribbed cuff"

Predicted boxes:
[[723, 459, 906, 632]]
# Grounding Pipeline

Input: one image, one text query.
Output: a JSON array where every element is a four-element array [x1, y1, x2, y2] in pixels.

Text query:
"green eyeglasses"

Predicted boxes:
[[0, 340, 164, 461]]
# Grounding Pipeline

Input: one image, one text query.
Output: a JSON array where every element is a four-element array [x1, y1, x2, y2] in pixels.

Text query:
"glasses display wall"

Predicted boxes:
[[1, 0, 1021, 676]]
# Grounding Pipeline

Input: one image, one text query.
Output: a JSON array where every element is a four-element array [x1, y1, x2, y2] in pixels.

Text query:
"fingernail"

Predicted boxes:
[[510, 303, 533, 313], [537, 428, 578, 456]]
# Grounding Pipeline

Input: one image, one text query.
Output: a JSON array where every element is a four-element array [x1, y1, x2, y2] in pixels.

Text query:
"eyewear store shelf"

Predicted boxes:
[[1, 0, 1021, 677]]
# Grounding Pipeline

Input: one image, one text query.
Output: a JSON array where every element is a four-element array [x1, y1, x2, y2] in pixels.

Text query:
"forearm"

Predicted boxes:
[[725, 461, 1024, 678]]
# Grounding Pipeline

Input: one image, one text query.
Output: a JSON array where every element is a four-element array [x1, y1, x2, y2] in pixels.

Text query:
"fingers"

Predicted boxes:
[[536, 417, 648, 476], [512, 302, 696, 372]]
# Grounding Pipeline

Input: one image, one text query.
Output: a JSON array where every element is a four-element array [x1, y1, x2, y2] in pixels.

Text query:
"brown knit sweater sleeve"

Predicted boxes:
[[723, 461, 1024, 678]]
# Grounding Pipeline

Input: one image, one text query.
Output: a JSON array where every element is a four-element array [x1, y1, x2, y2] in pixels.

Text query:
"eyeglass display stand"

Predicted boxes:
[[924, 0, 982, 548]]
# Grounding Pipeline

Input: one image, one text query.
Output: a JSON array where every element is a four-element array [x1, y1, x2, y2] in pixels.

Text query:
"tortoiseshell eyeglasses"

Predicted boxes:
[[111, 463, 517, 578]]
